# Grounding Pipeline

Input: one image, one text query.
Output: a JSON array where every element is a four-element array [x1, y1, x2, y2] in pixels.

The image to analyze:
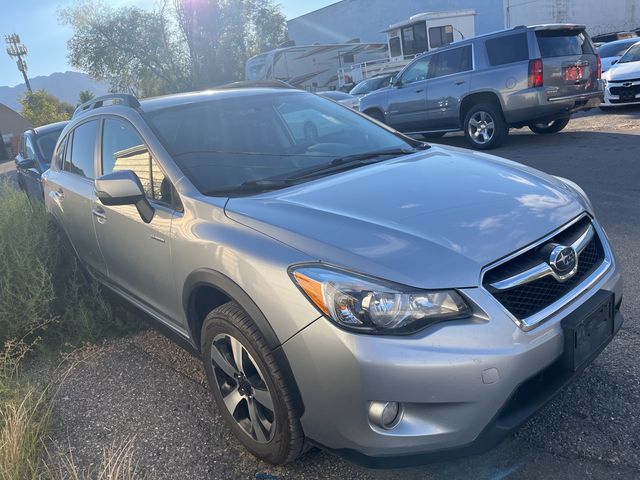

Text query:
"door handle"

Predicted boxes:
[[455, 81, 466, 85], [415, 88, 424, 93], [92, 206, 107, 223], [52, 188, 64, 201]]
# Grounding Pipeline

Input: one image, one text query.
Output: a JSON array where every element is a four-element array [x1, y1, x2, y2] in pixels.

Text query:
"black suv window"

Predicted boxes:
[[64, 120, 99, 178], [486, 33, 529, 66], [536, 30, 594, 57], [23, 135, 36, 160], [400, 56, 430, 84], [101, 118, 172, 205], [429, 46, 472, 79]]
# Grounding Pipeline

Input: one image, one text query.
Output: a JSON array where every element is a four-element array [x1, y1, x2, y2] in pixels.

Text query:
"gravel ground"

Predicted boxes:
[[14, 106, 640, 479]]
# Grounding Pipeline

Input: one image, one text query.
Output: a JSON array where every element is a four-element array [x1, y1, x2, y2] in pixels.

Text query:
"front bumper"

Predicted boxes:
[[282, 247, 622, 465]]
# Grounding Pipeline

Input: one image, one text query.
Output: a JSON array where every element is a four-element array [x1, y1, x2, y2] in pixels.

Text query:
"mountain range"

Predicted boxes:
[[0, 71, 109, 111]]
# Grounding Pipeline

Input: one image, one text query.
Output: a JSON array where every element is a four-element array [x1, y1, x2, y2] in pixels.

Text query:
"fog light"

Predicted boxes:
[[368, 401, 402, 430]]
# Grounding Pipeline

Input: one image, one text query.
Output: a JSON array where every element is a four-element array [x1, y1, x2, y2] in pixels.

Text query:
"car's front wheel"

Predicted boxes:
[[463, 103, 508, 150], [528, 117, 570, 134], [201, 302, 305, 464]]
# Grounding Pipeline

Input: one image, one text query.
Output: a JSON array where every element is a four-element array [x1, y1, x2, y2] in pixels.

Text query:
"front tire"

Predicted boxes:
[[201, 302, 305, 464], [528, 117, 570, 134], [463, 103, 508, 150]]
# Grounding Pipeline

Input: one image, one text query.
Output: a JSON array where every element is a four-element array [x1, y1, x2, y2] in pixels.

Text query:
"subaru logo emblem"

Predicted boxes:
[[549, 245, 578, 278]]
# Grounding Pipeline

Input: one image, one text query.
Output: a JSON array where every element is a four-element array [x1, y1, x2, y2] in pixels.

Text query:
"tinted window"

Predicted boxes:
[[429, 25, 454, 49], [400, 57, 430, 84], [102, 118, 170, 204], [598, 40, 639, 58], [536, 30, 594, 57], [145, 92, 412, 195], [35, 129, 64, 165], [66, 120, 98, 178], [430, 46, 472, 79], [486, 33, 529, 65], [402, 23, 428, 56], [619, 43, 640, 63], [53, 137, 66, 170]]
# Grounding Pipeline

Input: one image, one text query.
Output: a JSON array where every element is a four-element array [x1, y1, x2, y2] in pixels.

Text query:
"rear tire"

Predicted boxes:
[[201, 302, 305, 464], [463, 103, 508, 150], [528, 117, 570, 134]]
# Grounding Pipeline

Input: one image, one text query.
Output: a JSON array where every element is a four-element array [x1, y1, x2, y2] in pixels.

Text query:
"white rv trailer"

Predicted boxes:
[[338, 10, 476, 87], [245, 43, 388, 91]]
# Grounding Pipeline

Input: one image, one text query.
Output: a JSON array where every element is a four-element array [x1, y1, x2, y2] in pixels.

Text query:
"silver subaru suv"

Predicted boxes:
[[44, 85, 623, 466]]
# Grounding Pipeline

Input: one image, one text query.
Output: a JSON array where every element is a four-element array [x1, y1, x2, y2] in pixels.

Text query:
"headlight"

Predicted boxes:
[[289, 265, 471, 334]]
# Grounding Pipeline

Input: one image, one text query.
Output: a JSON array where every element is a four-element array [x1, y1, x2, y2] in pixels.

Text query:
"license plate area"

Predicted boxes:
[[561, 290, 614, 372]]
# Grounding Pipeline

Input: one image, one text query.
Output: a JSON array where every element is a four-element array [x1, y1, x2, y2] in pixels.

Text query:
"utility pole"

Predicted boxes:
[[5, 34, 32, 93]]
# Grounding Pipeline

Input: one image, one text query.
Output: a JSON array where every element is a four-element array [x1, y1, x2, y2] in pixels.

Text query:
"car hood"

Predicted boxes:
[[225, 146, 587, 289], [606, 60, 640, 80]]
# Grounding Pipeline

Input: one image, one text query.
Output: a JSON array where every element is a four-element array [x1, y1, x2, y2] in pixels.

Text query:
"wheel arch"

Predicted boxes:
[[459, 91, 504, 126], [183, 268, 306, 414]]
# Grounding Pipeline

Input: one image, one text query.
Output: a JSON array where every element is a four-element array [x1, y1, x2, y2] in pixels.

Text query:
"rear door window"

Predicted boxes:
[[429, 46, 472, 79], [536, 30, 594, 57], [486, 33, 529, 65]]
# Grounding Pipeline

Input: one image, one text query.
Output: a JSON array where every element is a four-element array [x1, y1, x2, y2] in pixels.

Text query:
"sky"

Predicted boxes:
[[0, 0, 335, 87]]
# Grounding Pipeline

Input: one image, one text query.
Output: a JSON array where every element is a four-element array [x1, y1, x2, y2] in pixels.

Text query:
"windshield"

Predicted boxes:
[[350, 76, 390, 96], [145, 91, 413, 195], [598, 39, 639, 58], [619, 43, 640, 63], [35, 128, 64, 165]]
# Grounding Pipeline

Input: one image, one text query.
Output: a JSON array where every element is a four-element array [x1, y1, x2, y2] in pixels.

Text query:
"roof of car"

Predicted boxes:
[[31, 120, 69, 136], [139, 87, 303, 113]]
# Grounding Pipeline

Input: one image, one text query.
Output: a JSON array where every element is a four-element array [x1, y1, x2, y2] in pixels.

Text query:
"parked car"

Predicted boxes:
[[15, 121, 68, 202], [44, 89, 622, 466], [317, 90, 359, 109], [602, 41, 640, 107], [349, 73, 397, 98], [597, 38, 640, 73], [359, 24, 603, 149]]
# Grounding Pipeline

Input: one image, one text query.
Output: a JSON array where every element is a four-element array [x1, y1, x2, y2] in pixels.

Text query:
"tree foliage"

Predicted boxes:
[[18, 90, 74, 127], [60, 0, 288, 96], [78, 90, 95, 104]]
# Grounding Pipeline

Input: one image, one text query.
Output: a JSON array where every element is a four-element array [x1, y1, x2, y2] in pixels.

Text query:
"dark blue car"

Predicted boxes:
[[15, 121, 68, 202]]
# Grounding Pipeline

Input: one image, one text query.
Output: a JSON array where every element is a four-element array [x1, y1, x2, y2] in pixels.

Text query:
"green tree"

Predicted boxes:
[[60, 0, 288, 95], [18, 90, 74, 127], [78, 89, 94, 104]]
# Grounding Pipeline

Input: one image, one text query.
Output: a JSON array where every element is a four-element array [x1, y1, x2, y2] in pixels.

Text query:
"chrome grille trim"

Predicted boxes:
[[489, 224, 594, 291], [480, 215, 612, 331]]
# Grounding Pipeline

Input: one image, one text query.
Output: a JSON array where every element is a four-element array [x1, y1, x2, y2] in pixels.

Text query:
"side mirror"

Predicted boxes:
[[17, 158, 36, 170], [391, 76, 401, 87], [95, 170, 155, 223]]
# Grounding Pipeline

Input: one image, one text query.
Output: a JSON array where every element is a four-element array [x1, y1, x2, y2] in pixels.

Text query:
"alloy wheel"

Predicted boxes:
[[468, 111, 495, 145], [211, 333, 276, 443]]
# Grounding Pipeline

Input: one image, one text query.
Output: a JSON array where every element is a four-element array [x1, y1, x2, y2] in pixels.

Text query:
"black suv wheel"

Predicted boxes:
[[528, 117, 570, 134], [201, 302, 305, 464], [463, 103, 508, 150]]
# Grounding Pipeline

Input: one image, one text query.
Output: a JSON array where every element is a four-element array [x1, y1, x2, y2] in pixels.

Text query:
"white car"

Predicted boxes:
[[597, 38, 640, 73], [602, 41, 640, 107]]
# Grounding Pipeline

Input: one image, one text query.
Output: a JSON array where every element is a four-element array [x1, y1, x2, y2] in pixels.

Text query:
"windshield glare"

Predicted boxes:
[[619, 43, 640, 63], [598, 40, 639, 58], [146, 91, 412, 195]]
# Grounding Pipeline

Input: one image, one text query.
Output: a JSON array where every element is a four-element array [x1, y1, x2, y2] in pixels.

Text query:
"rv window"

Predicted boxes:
[[486, 33, 529, 66], [429, 25, 454, 49], [342, 53, 355, 64], [389, 36, 402, 58], [402, 23, 428, 57]]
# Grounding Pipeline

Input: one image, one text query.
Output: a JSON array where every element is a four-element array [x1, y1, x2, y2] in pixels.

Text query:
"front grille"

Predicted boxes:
[[483, 217, 605, 321], [609, 85, 640, 96]]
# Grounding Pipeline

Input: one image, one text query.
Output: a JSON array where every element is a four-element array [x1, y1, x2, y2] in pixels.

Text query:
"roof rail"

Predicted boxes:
[[216, 80, 297, 90], [72, 93, 141, 118]]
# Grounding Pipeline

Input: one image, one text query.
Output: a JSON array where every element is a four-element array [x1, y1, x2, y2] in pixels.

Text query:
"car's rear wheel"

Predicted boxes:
[[528, 117, 570, 134], [463, 104, 508, 150], [201, 302, 305, 464]]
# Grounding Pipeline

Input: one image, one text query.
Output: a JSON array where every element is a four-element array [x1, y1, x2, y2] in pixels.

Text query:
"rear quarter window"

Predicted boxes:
[[485, 33, 529, 66], [536, 30, 594, 57]]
